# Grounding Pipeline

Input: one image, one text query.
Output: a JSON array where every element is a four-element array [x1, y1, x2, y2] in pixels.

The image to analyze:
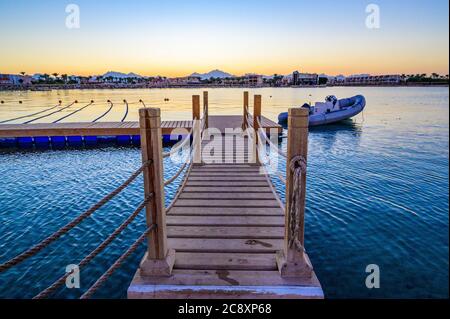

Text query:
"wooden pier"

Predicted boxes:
[[127, 92, 323, 299], [0, 91, 322, 299]]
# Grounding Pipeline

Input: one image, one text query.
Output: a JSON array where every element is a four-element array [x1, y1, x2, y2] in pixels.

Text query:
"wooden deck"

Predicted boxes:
[[0, 116, 281, 138], [128, 133, 323, 299]]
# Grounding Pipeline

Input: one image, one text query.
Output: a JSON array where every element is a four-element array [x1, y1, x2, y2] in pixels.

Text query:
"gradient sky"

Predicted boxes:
[[0, 0, 448, 77]]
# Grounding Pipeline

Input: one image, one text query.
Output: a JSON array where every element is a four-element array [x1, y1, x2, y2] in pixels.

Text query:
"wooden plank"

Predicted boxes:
[[187, 176, 266, 181], [168, 238, 283, 253], [167, 216, 284, 226], [174, 252, 277, 270], [167, 207, 283, 216], [168, 226, 284, 239], [190, 168, 261, 172], [130, 269, 321, 287], [0, 121, 193, 137], [179, 193, 276, 200], [186, 181, 268, 187], [173, 199, 280, 207]]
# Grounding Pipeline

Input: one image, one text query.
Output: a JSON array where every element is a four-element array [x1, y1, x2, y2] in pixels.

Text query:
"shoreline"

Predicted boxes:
[[0, 83, 448, 92]]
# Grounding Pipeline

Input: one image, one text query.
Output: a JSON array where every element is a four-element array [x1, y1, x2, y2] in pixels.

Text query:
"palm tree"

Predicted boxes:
[[20, 71, 26, 76], [431, 73, 439, 79]]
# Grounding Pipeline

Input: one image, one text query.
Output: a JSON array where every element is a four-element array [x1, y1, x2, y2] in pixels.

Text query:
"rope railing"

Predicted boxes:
[[0, 160, 151, 274], [23, 101, 76, 124], [256, 117, 287, 158], [33, 195, 153, 299], [162, 133, 192, 159], [164, 159, 189, 186], [92, 101, 114, 122], [0, 103, 62, 124], [53, 101, 94, 123], [121, 100, 129, 122], [80, 224, 156, 299]]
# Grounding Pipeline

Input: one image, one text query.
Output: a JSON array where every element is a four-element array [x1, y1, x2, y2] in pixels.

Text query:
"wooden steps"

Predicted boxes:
[[129, 119, 322, 299]]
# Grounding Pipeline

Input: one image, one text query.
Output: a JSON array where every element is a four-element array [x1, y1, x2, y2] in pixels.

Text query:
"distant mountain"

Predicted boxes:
[[102, 71, 144, 79], [190, 69, 234, 80]]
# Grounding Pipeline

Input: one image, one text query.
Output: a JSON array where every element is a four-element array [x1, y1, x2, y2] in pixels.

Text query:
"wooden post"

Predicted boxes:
[[243, 91, 249, 129], [276, 107, 313, 278], [192, 95, 200, 121], [138, 108, 175, 277], [203, 91, 209, 129], [192, 95, 202, 164], [252, 95, 261, 164]]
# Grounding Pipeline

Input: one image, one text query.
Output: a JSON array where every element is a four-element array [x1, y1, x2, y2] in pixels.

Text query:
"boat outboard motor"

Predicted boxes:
[[301, 103, 313, 115], [325, 95, 338, 106]]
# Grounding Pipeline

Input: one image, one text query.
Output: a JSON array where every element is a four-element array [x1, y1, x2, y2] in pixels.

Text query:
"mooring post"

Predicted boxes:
[[243, 91, 249, 130], [252, 95, 262, 164], [276, 107, 313, 278], [192, 95, 202, 164], [203, 91, 209, 129], [138, 108, 175, 277]]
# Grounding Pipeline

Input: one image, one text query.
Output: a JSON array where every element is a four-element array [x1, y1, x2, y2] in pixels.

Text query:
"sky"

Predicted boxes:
[[0, 0, 448, 77]]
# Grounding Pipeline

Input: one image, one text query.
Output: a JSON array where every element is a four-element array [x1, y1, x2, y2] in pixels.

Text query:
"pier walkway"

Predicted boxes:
[[0, 92, 322, 299], [128, 93, 323, 298]]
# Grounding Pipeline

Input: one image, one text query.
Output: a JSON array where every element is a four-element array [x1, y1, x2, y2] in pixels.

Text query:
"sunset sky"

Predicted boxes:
[[0, 0, 448, 77]]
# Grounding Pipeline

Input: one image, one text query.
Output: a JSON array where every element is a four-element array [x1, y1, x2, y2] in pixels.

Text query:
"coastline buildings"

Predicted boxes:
[[0, 74, 32, 86], [326, 74, 402, 86], [292, 71, 319, 86]]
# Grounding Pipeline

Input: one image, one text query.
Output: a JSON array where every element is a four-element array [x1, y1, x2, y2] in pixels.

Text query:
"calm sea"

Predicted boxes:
[[0, 87, 448, 298]]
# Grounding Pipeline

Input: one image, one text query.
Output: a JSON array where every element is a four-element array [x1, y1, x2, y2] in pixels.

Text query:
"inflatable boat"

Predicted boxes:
[[278, 95, 366, 127]]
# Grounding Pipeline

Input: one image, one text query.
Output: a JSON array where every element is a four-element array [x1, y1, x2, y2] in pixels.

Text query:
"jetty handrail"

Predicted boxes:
[[92, 100, 114, 122], [80, 224, 156, 299], [0, 161, 150, 274], [0, 102, 62, 124], [121, 100, 129, 122], [53, 101, 94, 123], [256, 117, 287, 158], [33, 195, 154, 299], [162, 133, 192, 159], [23, 101, 77, 124], [276, 107, 313, 278]]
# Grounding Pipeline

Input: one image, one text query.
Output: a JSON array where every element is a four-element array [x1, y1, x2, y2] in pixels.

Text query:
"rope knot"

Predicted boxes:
[[289, 155, 307, 174]]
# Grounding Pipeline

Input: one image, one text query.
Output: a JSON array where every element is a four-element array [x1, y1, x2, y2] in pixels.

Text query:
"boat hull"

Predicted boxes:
[[278, 95, 366, 127]]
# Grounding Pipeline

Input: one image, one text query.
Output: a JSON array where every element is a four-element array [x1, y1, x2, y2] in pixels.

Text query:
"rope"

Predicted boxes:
[[80, 224, 156, 299], [257, 126, 287, 158], [0, 161, 151, 274], [53, 102, 94, 123], [121, 101, 129, 122], [162, 134, 192, 159], [23, 102, 76, 124], [288, 155, 307, 252], [33, 195, 153, 299], [165, 160, 193, 211], [93, 102, 114, 122], [0, 103, 61, 124], [164, 160, 189, 186]]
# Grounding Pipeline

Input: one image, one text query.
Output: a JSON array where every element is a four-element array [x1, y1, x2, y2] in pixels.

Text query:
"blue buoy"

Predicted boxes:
[[132, 135, 141, 147], [98, 136, 116, 145], [163, 134, 184, 146], [18, 137, 33, 149], [50, 136, 66, 149], [0, 138, 17, 148], [34, 136, 50, 149], [84, 136, 98, 146], [67, 136, 83, 147], [117, 135, 131, 146]]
